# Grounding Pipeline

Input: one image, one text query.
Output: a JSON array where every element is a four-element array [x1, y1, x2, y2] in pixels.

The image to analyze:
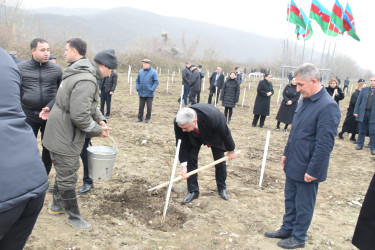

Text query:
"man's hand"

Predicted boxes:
[[354, 113, 358, 117], [180, 165, 188, 179], [281, 156, 286, 167], [109, 91, 113, 95], [286, 100, 292, 105], [39, 107, 50, 120], [227, 151, 237, 160], [99, 121, 111, 138], [304, 173, 317, 183], [267, 92, 272, 96]]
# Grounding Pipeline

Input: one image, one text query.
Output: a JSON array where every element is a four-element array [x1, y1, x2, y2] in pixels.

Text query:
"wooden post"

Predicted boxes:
[[130, 76, 133, 95], [241, 87, 246, 107], [259, 130, 271, 187]]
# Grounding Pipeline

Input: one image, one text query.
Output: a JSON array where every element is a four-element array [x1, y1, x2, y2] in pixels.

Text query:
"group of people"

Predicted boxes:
[[2, 39, 375, 250]]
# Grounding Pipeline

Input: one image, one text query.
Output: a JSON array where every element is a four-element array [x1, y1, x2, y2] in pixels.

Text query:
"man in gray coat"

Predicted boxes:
[[43, 49, 117, 230]]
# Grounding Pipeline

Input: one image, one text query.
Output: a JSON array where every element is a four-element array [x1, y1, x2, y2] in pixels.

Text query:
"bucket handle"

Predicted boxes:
[[108, 135, 118, 151]]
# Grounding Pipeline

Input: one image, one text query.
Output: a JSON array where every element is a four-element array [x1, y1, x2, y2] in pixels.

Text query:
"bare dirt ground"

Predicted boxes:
[[26, 73, 370, 249]]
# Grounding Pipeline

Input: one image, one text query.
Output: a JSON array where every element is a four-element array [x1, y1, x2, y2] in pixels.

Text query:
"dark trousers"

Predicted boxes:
[[23, 107, 52, 175], [100, 91, 112, 116], [138, 97, 154, 121], [358, 111, 375, 150], [197, 91, 201, 103], [80, 137, 93, 184], [208, 88, 220, 105], [0, 193, 45, 250], [186, 145, 227, 192], [343, 85, 349, 92], [252, 114, 266, 127], [280, 176, 319, 242], [189, 90, 199, 105], [224, 107, 233, 121]]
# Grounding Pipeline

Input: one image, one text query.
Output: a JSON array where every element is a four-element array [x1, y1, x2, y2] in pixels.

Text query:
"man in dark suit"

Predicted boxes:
[[353, 76, 375, 155], [265, 63, 341, 249], [188, 64, 200, 105], [208, 67, 224, 105], [100, 71, 118, 119], [174, 103, 237, 203]]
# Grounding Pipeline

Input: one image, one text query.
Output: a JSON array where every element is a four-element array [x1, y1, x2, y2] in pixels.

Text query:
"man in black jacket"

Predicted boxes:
[[197, 65, 205, 103], [18, 38, 63, 175], [188, 64, 200, 105], [178, 61, 191, 106], [208, 67, 224, 105], [0, 48, 48, 249], [174, 104, 237, 203], [100, 71, 118, 118]]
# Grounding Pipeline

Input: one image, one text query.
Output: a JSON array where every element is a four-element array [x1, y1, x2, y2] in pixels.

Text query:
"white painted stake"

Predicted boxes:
[[241, 87, 246, 107], [130, 76, 133, 95], [172, 72, 174, 83], [350, 84, 353, 96], [178, 68, 180, 75], [214, 87, 218, 107], [277, 84, 282, 104], [159, 68, 161, 75], [179, 85, 184, 110], [166, 80, 169, 93], [259, 130, 271, 187], [127, 65, 131, 84], [161, 139, 181, 225]]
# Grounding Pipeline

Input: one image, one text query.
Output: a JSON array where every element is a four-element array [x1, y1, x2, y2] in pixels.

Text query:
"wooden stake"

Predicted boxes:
[[161, 139, 181, 225], [259, 131, 271, 187]]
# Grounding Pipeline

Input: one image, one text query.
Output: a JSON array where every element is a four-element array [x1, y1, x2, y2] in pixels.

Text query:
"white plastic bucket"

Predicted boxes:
[[87, 136, 118, 181]]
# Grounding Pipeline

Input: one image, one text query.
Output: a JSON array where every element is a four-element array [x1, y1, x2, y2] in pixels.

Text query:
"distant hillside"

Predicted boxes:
[[26, 7, 281, 62]]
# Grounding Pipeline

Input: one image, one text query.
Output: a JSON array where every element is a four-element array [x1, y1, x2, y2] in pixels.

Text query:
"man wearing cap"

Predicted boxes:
[[354, 76, 375, 155], [9, 50, 22, 63], [135, 59, 159, 123], [188, 64, 200, 105], [49, 55, 57, 63], [197, 65, 205, 103], [17, 38, 63, 175], [42, 49, 117, 230]]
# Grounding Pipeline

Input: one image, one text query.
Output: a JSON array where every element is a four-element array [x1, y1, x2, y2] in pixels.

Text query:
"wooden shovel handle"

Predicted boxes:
[[147, 150, 240, 192]]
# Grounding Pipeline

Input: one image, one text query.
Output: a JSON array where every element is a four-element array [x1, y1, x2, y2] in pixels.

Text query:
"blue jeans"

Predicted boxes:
[[357, 111, 375, 150], [281, 176, 318, 241]]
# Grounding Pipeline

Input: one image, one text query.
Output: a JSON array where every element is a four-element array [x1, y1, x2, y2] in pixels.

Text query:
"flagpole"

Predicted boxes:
[[301, 39, 306, 64], [310, 42, 315, 62], [320, 40, 326, 67]]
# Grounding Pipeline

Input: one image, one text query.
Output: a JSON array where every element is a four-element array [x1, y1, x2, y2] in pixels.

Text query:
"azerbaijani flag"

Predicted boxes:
[[330, 0, 344, 34], [327, 20, 341, 37], [288, 0, 306, 29], [299, 8, 313, 40], [309, 0, 330, 34], [343, 3, 360, 41]]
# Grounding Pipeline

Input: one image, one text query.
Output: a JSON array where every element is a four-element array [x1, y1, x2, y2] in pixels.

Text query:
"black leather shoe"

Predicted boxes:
[[251, 124, 256, 127], [48, 186, 54, 192], [145, 119, 150, 123], [365, 144, 370, 148], [371, 150, 375, 155], [277, 236, 305, 249], [265, 229, 291, 239], [136, 119, 142, 123], [218, 189, 228, 200], [260, 125, 264, 128], [183, 191, 199, 203], [355, 145, 363, 150], [338, 132, 344, 140], [78, 183, 93, 195]]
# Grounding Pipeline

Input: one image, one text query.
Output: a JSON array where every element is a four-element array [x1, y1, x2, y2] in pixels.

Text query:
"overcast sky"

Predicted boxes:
[[22, 0, 373, 71]]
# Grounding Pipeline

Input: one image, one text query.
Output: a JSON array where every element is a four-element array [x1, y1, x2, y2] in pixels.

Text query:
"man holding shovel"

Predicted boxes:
[[174, 103, 237, 203]]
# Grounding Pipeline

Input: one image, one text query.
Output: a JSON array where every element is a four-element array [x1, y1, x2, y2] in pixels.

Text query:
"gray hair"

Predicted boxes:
[[176, 107, 197, 125], [294, 63, 320, 82]]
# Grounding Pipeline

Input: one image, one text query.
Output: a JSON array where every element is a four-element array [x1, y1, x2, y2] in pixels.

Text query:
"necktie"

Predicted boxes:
[[193, 128, 200, 134]]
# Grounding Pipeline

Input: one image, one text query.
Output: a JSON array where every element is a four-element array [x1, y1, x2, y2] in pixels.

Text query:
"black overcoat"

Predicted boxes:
[[276, 84, 300, 124], [220, 78, 240, 108], [326, 86, 345, 105], [352, 172, 375, 250], [341, 89, 360, 134], [253, 79, 274, 116]]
